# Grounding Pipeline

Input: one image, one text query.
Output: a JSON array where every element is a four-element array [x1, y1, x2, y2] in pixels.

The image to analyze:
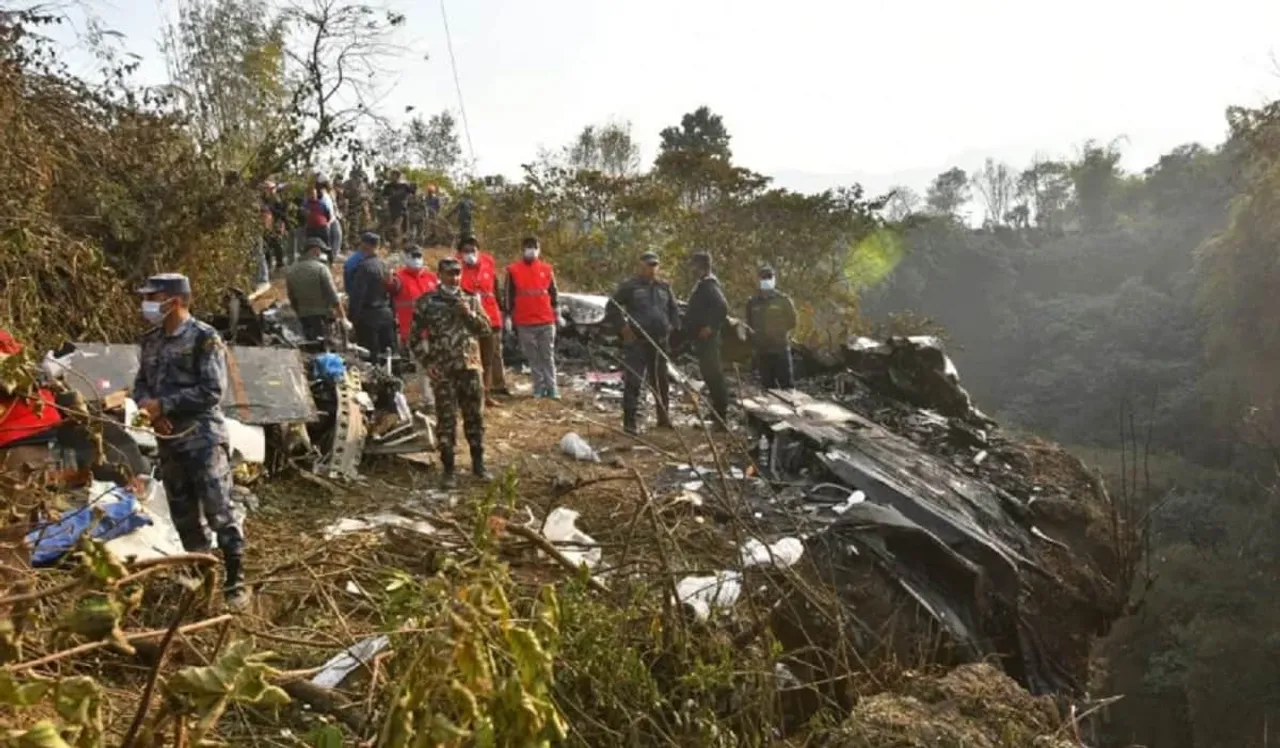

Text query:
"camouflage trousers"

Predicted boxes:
[[159, 444, 243, 555], [431, 368, 485, 451]]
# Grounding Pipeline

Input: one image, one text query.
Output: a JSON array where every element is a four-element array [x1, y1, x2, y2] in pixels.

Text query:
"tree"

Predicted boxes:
[[883, 185, 922, 221], [925, 167, 970, 219], [1072, 138, 1125, 230], [656, 105, 731, 163], [564, 121, 640, 176], [1017, 157, 1072, 229], [653, 106, 753, 208], [406, 110, 463, 174], [160, 0, 290, 171], [973, 158, 1016, 227]]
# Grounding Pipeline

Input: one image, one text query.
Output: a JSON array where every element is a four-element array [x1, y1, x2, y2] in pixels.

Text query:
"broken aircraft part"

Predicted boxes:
[[742, 365, 1127, 702], [63, 342, 316, 425]]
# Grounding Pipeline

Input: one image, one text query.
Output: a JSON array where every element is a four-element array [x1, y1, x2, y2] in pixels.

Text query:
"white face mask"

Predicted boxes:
[[141, 300, 168, 325], [440, 282, 460, 295], [462, 252, 479, 266], [523, 248, 539, 261], [759, 278, 776, 292], [406, 256, 424, 269]]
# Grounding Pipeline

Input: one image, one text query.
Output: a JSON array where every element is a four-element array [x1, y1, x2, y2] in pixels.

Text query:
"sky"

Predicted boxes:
[[42, 0, 1280, 197]]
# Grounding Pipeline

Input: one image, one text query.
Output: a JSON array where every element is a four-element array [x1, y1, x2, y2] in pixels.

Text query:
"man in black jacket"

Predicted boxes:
[[347, 236, 396, 359], [603, 251, 681, 435], [683, 251, 730, 427]]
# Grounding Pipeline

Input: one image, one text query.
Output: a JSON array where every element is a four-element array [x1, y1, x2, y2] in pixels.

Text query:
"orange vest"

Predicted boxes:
[[392, 267, 438, 343], [507, 259, 557, 327], [458, 253, 501, 328]]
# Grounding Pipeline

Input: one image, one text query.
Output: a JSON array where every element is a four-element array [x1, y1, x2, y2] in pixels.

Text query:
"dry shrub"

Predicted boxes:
[[816, 664, 1075, 748], [0, 15, 257, 350]]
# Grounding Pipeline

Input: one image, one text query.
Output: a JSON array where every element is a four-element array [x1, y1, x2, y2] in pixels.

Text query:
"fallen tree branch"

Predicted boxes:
[[121, 589, 196, 748], [5, 614, 234, 673], [504, 523, 609, 596]]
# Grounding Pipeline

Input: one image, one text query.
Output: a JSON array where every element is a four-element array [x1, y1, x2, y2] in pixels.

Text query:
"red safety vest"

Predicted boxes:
[[392, 267, 438, 343], [458, 252, 502, 328], [506, 258, 557, 327]]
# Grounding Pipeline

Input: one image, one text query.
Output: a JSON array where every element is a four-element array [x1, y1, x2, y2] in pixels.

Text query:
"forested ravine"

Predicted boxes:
[[864, 122, 1280, 748]]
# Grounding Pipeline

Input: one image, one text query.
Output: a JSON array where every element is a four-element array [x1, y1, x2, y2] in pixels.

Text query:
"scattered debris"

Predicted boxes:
[[322, 513, 436, 540], [310, 635, 390, 689], [558, 431, 600, 462], [537, 507, 602, 570], [675, 571, 743, 621], [740, 537, 805, 569]]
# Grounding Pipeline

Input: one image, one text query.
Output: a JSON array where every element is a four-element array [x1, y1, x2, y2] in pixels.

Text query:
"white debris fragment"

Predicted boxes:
[[104, 479, 186, 561], [672, 490, 704, 507], [322, 513, 436, 540], [681, 480, 704, 492], [831, 490, 867, 515], [559, 432, 600, 462], [540, 507, 602, 570], [225, 418, 266, 464], [311, 635, 390, 688], [739, 537, 805, 569], [675, 571, 743, 621]]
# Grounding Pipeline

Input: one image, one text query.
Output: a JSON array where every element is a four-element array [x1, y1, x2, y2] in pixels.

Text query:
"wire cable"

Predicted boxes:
[[439, 0, 476, 166]]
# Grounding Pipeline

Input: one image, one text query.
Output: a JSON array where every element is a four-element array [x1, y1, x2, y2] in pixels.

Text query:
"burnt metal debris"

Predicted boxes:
[[738, 337, 1128, 704]]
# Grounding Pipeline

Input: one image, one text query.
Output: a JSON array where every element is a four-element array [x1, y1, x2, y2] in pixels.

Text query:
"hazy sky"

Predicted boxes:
[[46, 0, 1280, 195]]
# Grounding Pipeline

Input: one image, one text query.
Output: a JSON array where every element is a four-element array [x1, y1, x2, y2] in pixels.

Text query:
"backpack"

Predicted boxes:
[[305, 198, 331, 230]]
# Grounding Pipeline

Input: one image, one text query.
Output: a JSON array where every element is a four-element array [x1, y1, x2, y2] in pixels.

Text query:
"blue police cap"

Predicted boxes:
[[135, 273, 192, 295], [360, 232, 380, 246]]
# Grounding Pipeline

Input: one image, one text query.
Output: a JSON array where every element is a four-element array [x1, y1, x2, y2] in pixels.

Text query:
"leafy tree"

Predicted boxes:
[[406, 110, 464, 175], [1017, 157, 1072, 229], [566, 121, 641, 176], [1071, 138, 1124, 230], [925, 167, 970, 219], [653, 106, 746, 207], [160, 0, 289, 171]]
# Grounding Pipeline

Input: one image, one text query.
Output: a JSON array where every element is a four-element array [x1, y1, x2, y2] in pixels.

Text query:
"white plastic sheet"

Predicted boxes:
[[558, 432, 600, 463], [675, 571, 743, 621], [321, 513, 436, 540], [739, 537, 805, 569], [539, 507, 602, 569]]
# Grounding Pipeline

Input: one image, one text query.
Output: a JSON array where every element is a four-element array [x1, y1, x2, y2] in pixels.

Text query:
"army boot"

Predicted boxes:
[[217, 528, 250, 612], [470, 445, 493, 482], [440, 447, 458, 489]]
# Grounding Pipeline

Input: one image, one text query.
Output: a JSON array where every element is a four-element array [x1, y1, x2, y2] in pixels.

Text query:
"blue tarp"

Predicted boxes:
[[26, 488, 152, 567], [312, 352, 346, 382]]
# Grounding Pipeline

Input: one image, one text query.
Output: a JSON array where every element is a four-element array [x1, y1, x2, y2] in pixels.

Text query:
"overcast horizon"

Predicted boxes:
[[40, 0, 1280, 199]]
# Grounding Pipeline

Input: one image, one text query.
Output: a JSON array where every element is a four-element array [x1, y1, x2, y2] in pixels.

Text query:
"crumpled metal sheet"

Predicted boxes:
[[744, 386, 1078, 696], [558, 293, 609, 327], [64, 342, 316, 425]]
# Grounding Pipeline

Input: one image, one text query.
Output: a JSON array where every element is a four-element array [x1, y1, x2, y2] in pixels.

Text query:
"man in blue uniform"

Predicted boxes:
[[132, 273, 248, 609]]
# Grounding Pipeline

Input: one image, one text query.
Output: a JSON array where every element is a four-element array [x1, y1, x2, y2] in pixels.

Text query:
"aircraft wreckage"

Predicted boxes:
[[15, 288, 1130, 707]]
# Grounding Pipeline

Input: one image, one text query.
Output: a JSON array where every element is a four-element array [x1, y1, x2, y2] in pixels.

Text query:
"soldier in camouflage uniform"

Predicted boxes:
[[132, 273, 248, 609], [409, 257, 493, 488]]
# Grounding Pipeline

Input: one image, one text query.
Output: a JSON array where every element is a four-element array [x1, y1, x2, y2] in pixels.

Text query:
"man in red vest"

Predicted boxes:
[[457, 236, 507, 404], [504, 236, 559, 398], [389, 245, 438, 347]]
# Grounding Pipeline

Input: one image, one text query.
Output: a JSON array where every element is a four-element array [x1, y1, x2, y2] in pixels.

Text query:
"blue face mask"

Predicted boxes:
[[406, 256, 424, 269], [759, 278, 776, 291]]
